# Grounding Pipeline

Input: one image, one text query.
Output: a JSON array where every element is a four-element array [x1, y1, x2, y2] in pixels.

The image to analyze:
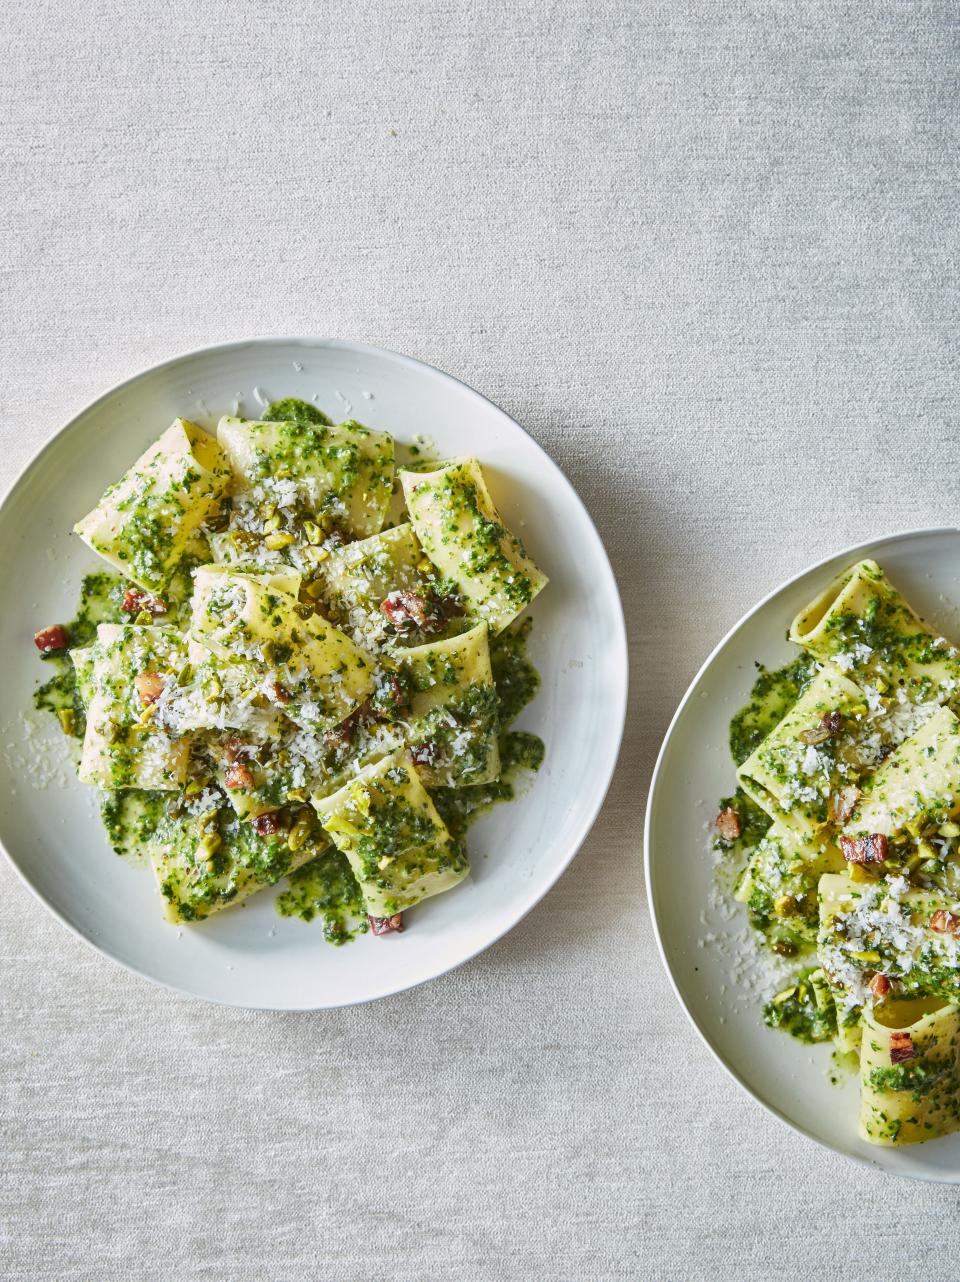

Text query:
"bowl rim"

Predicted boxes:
[[0, 335, 630, 1009], [643, 525, 960, 1181]]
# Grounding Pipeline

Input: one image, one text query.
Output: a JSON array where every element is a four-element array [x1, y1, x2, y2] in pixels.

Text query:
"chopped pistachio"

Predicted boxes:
[[264, 532, 295, 550], [850, 863, 879, 884], [57, 708, 76, 736], [287, 816, 312, 852], [262, 514, 282, 534], [303, 520, 321, 545], [206, 507, 230, 533], [199, 831, 222, 861], [809, 969, 832, 1011], [349, 783, 371, 816], [323, 813, 364, 839], [771, 986, 797, 1005]]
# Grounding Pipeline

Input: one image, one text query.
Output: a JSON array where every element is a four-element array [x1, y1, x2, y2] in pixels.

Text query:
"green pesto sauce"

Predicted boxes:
[[823, 569, 955, 690], [408, 681, 500, 783], [262, 398, 333, 427], [276, 847, 368, 944], [33, 571, 126, 737], [490, 617, 540, 727], [762, 968, 837, 1043], [729, 652, 817, 766], [433, 619, 544, 840], [432, 730, 544, 842], [100, 789, 167, 858], [155, 804, 325, 922], [429, 471, 536, 610], [866, 1061, 949, 1103]]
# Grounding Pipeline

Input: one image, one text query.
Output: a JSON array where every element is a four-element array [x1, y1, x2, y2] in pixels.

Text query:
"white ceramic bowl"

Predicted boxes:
[[0, 339, 627, 1009], [646, 528, 960, 1181]]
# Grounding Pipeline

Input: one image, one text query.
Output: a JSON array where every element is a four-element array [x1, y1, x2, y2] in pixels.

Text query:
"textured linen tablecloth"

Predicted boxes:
[[3, 1, 960, 1278]]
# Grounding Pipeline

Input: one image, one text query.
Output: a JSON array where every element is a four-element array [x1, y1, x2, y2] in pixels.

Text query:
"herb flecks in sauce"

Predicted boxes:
[[101, 790, 166, 858], [729, 653, 817, 767], [276, 847, 367, 944], [33, 572, 126, 737], [432, 730, 544, 842], [763, 968, 837, 1043], [262, 398, 333, 428]]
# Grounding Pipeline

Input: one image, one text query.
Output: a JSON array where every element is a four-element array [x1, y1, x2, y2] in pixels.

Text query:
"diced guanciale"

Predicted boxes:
[[868, 973, 891, 998], [930, 909, 960, 935], [134, 671, 165, 705], [830, 786, 860, 825], [323, 713, 359, 749], [381, 591, 431, 630], [372, 672, 411, 720], [121, 587, 167, 616], [224, 762, 254, 791], [34, 624, 69, 654], [368, 912, 404, 936], [223, 737, 251, 764], [251, 810, 285, 836], [839, 834, 888, 864], [409, 742, 438, 767], [715, 807, 742, 842], [380, 589, 462, 636], [889, 1031, 915, 1065]]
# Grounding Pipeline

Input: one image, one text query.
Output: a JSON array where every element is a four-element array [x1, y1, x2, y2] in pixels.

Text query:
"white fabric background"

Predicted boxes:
[[3, 1, 960, 1278]]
